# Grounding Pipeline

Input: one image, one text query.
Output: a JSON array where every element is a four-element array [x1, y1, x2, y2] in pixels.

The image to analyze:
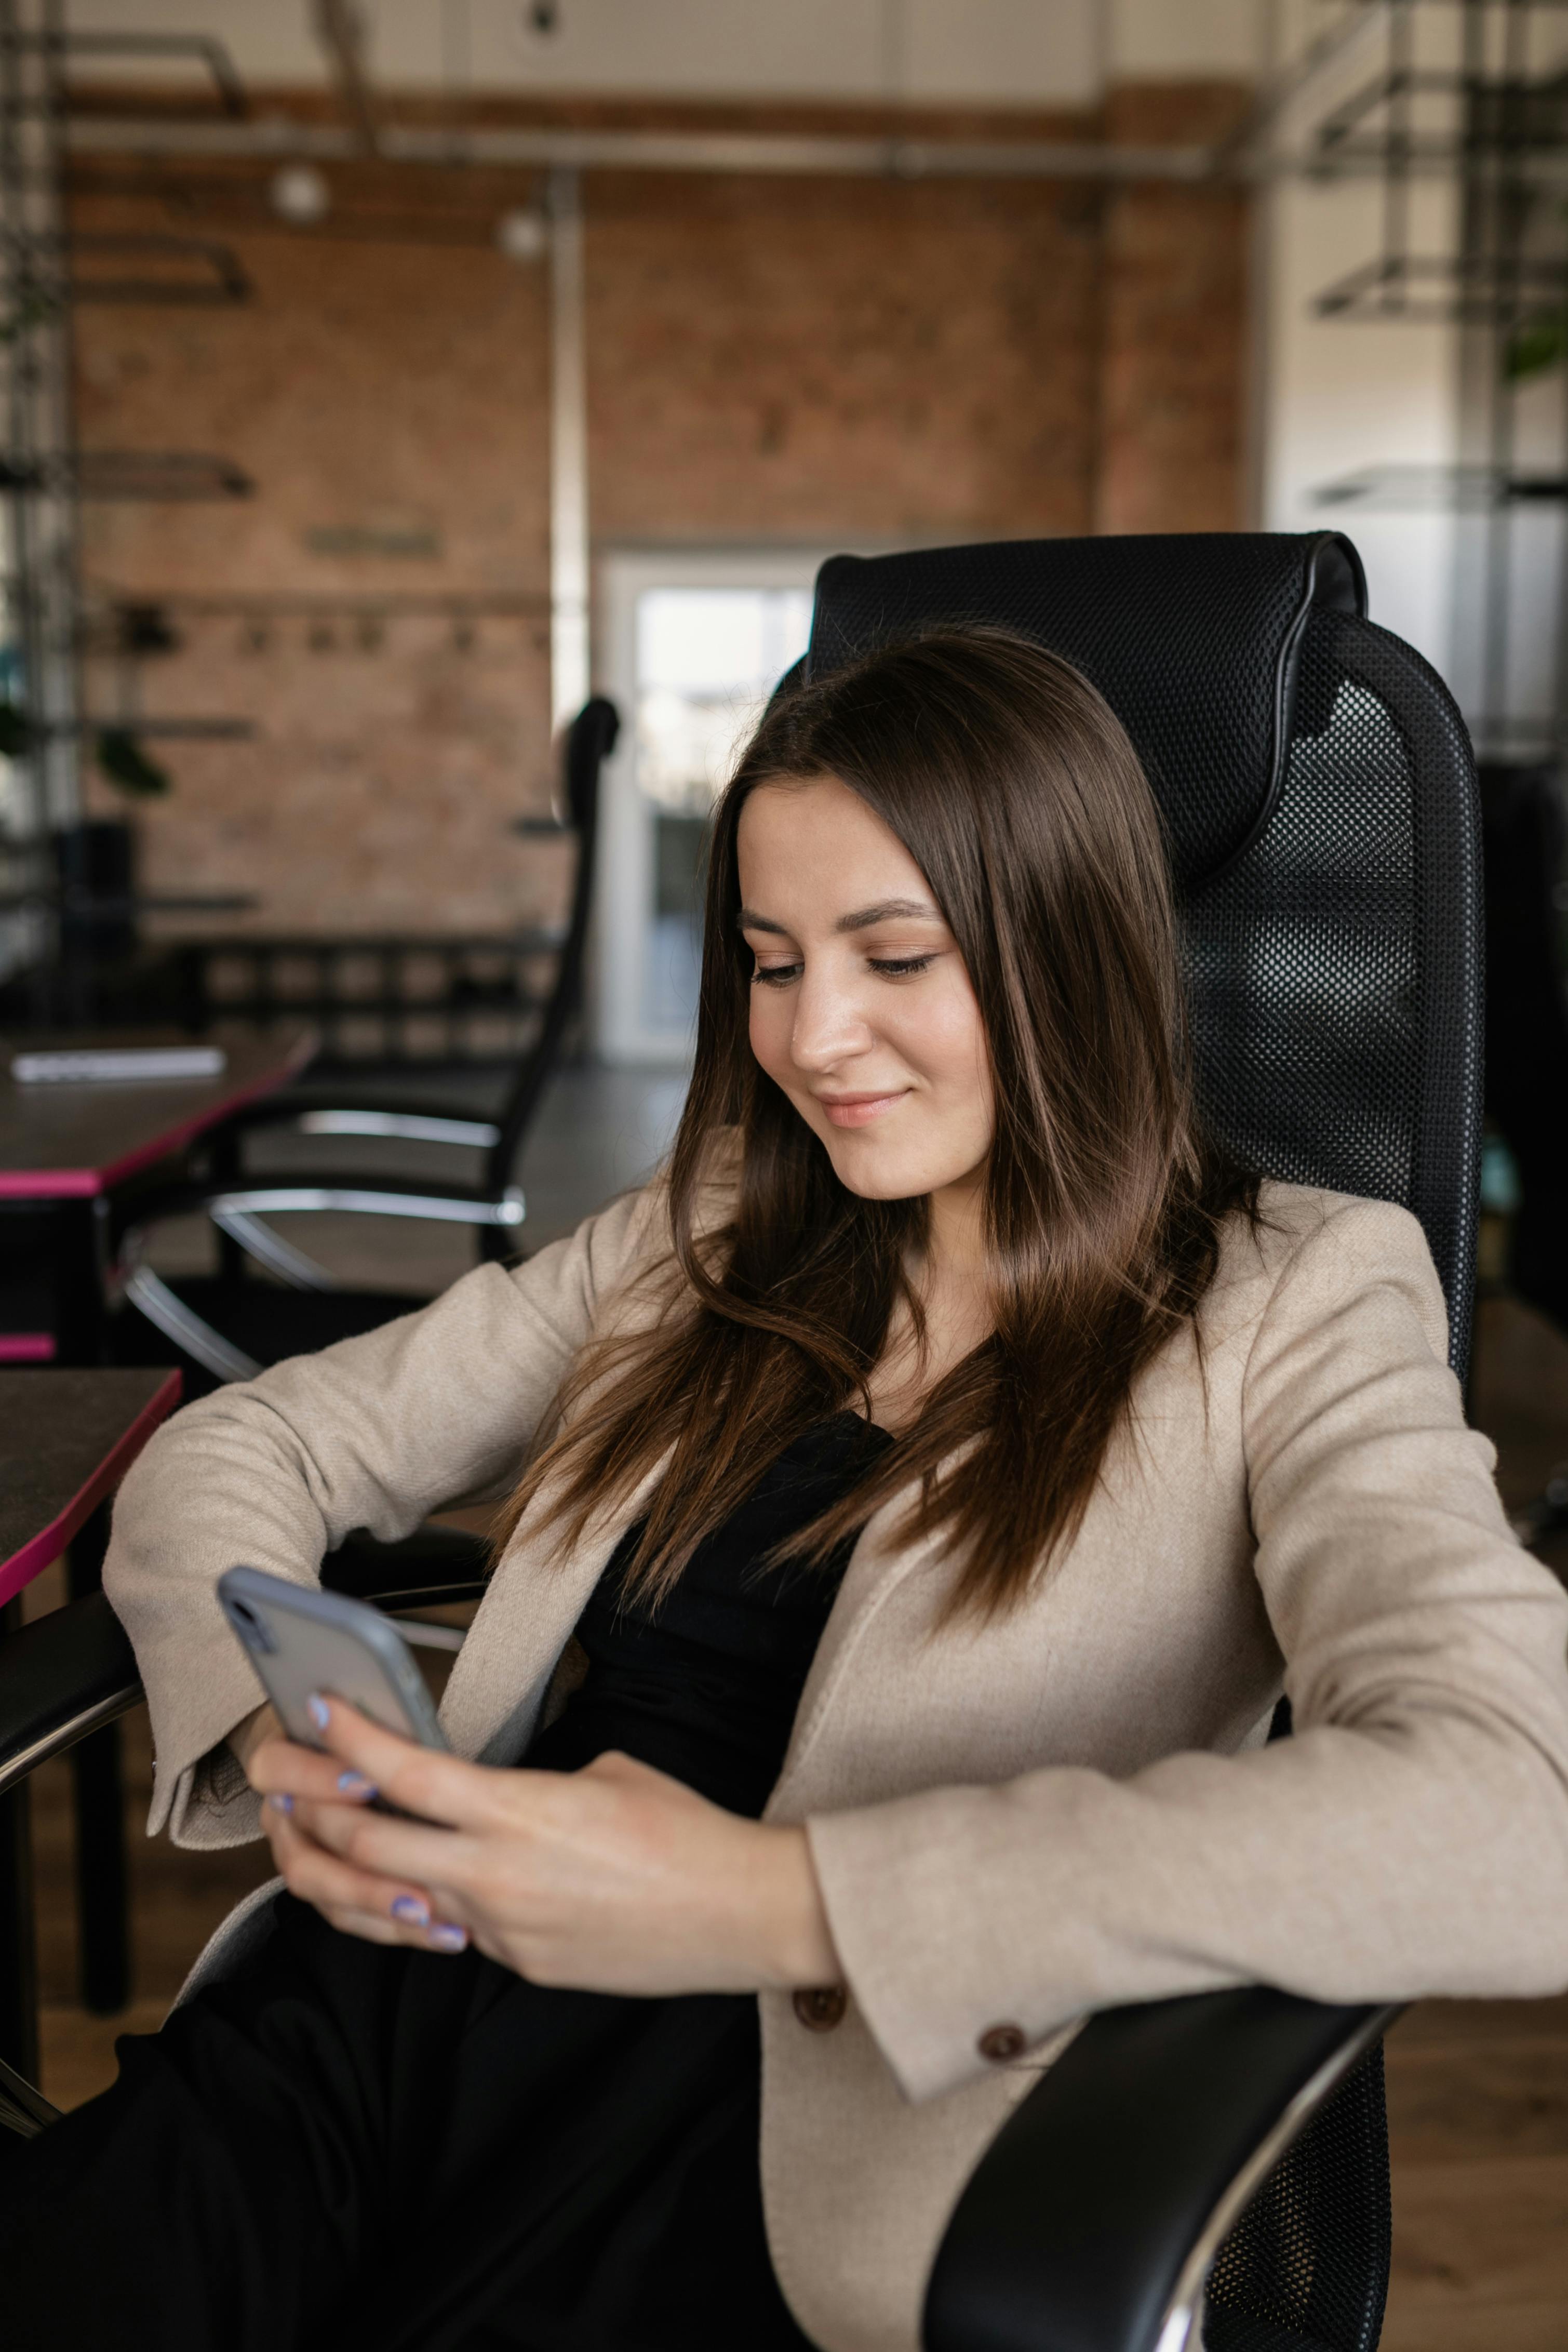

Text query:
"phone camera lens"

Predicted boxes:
[[226, 1597, 274, 1654]]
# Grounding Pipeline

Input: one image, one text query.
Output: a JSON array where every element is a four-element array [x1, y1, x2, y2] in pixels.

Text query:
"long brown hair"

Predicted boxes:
[[494, 626, 1256, 1618]]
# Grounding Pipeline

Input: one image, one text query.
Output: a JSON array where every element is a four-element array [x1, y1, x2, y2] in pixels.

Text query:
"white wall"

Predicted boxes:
[[1255, 12, 1464, 681], [1107, 0, 1267, 81], [382, 0, 1102, 104], [66, 0, 1106, 108], [65, 0, 327, 84], [65, 0, 1284, 106], [1259, 172, 1462, 673]]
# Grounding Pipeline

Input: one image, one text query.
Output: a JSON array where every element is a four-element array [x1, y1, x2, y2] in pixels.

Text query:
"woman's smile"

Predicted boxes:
[[817, 1089, 910, 1128]]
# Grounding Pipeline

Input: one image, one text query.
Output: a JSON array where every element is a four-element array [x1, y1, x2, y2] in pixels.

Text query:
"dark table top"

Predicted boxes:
[[0, 1365, 181, 1607], [0, 1026, 315, 1199]]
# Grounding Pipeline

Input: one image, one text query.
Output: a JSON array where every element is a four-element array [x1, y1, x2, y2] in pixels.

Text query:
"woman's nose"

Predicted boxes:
[[789, 968, 874, 1071]]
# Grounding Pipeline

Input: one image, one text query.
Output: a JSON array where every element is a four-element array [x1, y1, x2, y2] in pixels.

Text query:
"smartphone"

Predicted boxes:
[[218, 1563, 450, 1753]]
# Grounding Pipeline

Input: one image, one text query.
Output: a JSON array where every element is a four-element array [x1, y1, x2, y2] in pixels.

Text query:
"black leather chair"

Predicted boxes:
[[0, 536, 1482, 2352], [108, 696, 619, 1392]]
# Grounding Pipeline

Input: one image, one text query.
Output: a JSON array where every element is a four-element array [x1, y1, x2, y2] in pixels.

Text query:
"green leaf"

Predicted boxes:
[[1506, 314, 1568, 382], [95, 729, 171, 798]]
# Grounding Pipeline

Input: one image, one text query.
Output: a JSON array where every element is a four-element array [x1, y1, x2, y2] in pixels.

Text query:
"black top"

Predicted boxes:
[[529, 1410, 895, 1814]]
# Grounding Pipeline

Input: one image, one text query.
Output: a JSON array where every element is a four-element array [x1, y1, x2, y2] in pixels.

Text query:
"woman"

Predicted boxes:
[[5, 629, 1568, 2352]]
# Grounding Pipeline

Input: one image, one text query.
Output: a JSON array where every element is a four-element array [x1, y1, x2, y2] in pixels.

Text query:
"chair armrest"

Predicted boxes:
[[323, 1524, 489, 1612], [111, 1174, 526, 1306], [922, 1986, 1397, 2352], [203, 1179, 525, 1230], [0, 1593, 142, 1801], [117, 1174, 525, 1237], [0, 1549, 478, 1798], [206, 1093, 503, 1149], [0, 1558, 478, 1808]]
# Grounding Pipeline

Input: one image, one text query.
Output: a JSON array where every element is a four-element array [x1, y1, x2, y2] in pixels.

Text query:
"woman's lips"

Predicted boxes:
[[818, 1092, 908, 1129]]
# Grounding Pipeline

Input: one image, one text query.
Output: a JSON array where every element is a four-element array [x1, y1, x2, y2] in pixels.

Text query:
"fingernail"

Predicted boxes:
[[391, 1894, 430, 1927], [427, 1922, 468, 1953], [306, 1693, 330, 1733], [268, 1793, 293, 1815], [337, 1770, 376, 1799]]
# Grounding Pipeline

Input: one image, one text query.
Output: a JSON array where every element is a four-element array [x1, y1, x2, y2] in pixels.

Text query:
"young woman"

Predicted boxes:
[[5, 629, 1568, 2352]]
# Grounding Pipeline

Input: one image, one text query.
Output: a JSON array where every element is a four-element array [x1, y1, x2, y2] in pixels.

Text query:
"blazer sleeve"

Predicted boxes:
[[806, 1196, 1568, 2104], [104, 1183, 660, 1848]]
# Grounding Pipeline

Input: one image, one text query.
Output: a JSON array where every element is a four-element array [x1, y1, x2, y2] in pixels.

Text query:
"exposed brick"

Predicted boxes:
[[1095, 81, 1252, 535], [64, 87, 1249, 936]]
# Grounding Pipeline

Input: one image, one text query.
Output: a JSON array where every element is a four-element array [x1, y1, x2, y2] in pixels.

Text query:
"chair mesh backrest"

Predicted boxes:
[[1185, 603, 1482, 1379], [1204, 2042, 1391, 2352], [808, 534, 1484, 2352], [807, 535, 1484, 1372]]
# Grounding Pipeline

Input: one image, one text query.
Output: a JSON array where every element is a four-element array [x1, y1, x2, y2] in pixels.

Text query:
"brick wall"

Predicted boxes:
[[65, 89, 1250, 938], [1095, 82, 1253, 534]]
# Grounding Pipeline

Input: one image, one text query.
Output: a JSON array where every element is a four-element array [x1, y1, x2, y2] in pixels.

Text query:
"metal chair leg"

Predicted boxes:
[[66, 1504, 129, 2015], [0, 1598, 39, 2081]]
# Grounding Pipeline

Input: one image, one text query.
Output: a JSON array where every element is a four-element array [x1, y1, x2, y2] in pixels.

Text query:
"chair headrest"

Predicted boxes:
[[806, 532, 1366, 893]]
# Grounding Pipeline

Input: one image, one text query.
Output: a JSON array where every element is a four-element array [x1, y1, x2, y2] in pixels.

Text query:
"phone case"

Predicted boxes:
[[218, 1564, 451, 1752]]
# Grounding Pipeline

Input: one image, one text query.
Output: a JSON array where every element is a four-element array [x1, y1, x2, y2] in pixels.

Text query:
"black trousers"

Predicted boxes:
[[0, 1893, 816, 2352]]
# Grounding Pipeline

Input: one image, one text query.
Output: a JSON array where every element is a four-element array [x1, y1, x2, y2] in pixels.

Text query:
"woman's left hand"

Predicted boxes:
[[247, 1698, 842, 1997]]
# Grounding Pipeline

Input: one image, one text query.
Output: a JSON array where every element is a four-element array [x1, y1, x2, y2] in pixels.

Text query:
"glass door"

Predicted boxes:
[[596, 551, 824, 1064]]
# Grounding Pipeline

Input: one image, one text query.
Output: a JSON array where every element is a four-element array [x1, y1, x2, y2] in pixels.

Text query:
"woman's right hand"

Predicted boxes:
[[239, 1716, 466, 1954]]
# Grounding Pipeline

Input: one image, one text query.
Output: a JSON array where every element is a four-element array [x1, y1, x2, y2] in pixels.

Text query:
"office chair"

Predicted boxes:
[[108, 695, 619, 1393], [0, 534, 1481, 2352], [68, 696, 615, 2041]]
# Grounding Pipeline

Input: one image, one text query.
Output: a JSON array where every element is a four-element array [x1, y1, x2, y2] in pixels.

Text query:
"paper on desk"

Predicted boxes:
[[10, 1046, 228, 1085]]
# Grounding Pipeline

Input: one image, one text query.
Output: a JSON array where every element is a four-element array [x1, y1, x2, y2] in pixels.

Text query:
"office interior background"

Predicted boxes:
[[4, 4, 1568, 2345]]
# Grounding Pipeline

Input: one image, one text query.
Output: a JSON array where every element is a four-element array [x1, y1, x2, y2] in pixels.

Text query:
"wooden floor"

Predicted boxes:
[[1383, 1995, 1568, 2348], [20, 1279, 1568, 2347]]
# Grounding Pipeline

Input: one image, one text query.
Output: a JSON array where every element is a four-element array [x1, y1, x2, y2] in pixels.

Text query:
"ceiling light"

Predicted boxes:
[[270, 165, 331, 225], [495, 207, 547, 263]]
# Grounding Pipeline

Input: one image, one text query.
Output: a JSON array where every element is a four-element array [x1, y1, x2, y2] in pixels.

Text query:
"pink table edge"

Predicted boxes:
[[0, 1030, 317, 1199], [0, 1368, 183, 1609]]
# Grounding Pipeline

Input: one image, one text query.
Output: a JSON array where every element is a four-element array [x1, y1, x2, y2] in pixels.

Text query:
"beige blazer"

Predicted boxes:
[[104, 1174, 1568, 2352]]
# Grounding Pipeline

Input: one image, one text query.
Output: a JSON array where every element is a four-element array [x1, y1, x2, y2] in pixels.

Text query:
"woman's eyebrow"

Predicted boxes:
[[835, 898, 940, 932], [735, 897, 940, 936]]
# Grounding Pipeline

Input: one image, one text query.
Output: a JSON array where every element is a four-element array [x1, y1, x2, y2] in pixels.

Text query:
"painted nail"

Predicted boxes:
[[391, 1894, 430, 1927], [337, 1771, 376, 1799], [306, 1693, 330, 1733], [427, 1922, 468, 1953], [268, 1793, 293, 1815]]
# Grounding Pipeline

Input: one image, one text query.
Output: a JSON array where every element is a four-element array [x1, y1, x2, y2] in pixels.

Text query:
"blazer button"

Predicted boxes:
[[793, 1984, 848, 2032], [979, 2023, 1027, 2062]]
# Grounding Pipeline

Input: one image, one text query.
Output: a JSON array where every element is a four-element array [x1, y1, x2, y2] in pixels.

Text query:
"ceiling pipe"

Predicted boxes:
[[64, 115, 1221, 181], [59, 113, 1474, 185]]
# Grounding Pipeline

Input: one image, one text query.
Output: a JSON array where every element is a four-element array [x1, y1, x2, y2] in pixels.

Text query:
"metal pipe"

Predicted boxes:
[[62, 114, 1222, 180], [548, 163, 588, 731], [59, 108, 1532, 185]]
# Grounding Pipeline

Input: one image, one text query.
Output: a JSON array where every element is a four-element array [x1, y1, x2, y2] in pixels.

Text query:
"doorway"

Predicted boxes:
[[594, 549, 828, 1064]]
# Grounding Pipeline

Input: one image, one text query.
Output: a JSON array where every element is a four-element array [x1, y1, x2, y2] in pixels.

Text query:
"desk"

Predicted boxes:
[[0, 1367, 182, 1607], [0, 1027, 314, 1363], [0, 1367, 181, 2078]]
